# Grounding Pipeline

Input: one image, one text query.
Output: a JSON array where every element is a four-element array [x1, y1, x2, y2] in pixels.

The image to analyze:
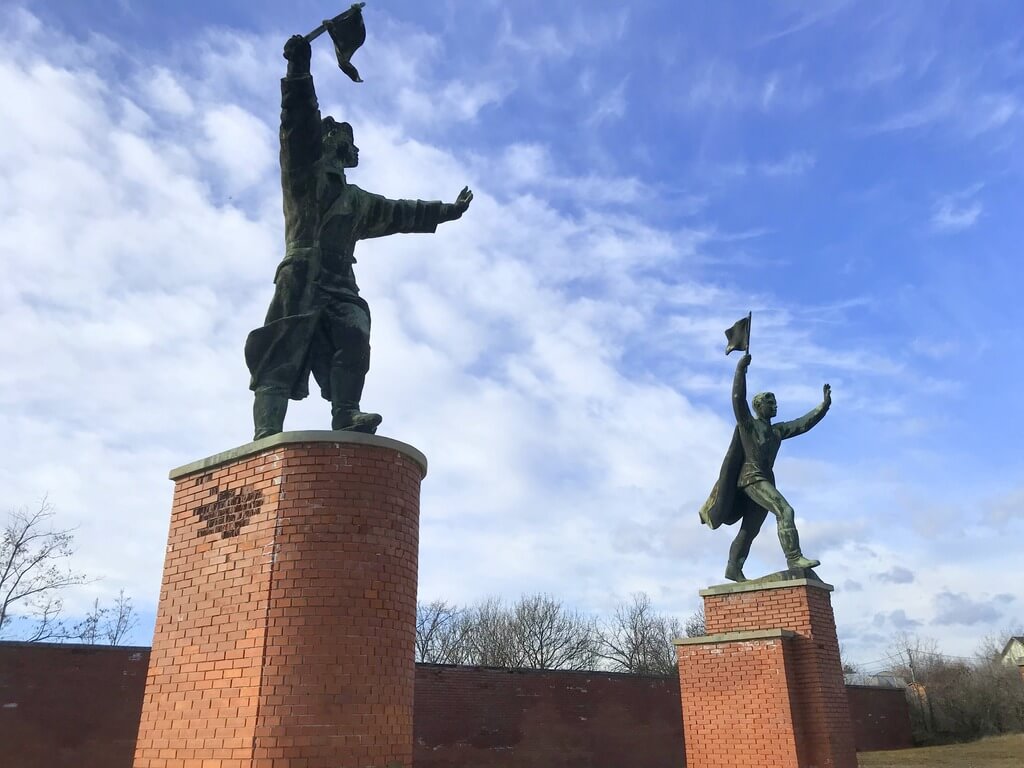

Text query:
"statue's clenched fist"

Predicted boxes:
[[283, 35, 312, 73]]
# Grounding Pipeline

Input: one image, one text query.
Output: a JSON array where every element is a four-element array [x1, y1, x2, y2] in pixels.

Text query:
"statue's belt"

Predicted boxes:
[[276, 242, 356, 281], [284, 241, 356, 262]]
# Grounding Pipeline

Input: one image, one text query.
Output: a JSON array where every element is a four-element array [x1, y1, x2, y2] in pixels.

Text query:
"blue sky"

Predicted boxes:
[[2, 0, 1022, 663]]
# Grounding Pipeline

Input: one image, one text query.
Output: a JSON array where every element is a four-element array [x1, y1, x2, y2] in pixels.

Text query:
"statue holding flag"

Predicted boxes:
[[699, 313, 832, 582], [244, 4, 474, 439]]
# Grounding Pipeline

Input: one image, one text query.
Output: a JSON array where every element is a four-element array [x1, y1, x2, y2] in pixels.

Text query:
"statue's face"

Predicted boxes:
[[323, 123, 359, 168], [755, 393, 777, 419], [340, 141, 360, 168]]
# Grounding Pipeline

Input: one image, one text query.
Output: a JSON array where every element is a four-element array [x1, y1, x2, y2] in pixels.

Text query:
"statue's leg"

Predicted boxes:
[[253, 387, 289, 440], [743, 481, 820, 570], [726, 507, 768, 582], [325, 303, 381, 433]]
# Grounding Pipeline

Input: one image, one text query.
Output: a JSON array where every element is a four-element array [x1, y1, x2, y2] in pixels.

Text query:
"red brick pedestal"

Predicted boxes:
[[133, 431, 427, 768], [675, 577, 856, 768]]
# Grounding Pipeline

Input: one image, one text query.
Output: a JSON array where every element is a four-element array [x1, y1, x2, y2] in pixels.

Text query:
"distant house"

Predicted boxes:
[[1001, 636, 1024, 666]]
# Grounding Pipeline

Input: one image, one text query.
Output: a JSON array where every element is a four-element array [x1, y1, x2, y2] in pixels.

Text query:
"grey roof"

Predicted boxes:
[[844, 672, 907, 689], [1000, 636, 1024, 657]]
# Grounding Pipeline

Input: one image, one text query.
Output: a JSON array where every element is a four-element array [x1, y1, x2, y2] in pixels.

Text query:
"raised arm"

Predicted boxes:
[[732, 353, 753, 424], [777, 383, 831, 439], [280, 35, 322, 173]]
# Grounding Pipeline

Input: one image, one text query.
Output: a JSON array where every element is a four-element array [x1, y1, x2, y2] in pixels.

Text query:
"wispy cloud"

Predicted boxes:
[[681, 57, 819, 114], [724, 151, 817, 179], [930, 187, 984, 233], [756, 0, 854, 45], [497, 8, 629, 61]]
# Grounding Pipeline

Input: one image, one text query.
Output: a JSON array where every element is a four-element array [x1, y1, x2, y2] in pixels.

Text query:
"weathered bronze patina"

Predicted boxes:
[[245, 7, 473, 439], [699, 352, 832, 583]]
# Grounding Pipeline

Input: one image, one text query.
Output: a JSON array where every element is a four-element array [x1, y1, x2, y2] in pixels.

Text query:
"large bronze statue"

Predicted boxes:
[[699, 317, 832, 582], [245, 6, 473, 439]]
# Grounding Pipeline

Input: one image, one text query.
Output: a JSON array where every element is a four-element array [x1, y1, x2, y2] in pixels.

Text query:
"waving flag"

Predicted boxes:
[[724, 313, 751, 355], [307, 3, 367, 83]]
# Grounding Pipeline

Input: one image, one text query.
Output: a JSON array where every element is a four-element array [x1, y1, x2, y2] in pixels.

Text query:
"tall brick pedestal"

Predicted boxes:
[[133, 431, 427, 768], [675, 578, 856, 768]]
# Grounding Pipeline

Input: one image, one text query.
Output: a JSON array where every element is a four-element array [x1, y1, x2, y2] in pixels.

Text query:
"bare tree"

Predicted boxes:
[[416, 600, 469, 664], [0, 499, 89, 641], [104, 589, 139, 645], [839, 642, 860, 675], [597, 592, 681, 675], [74, 598, 105, 644], [883, 631, 1024, 743], [461, 596, 524, 667], [684, 606, 706, 638], [510, 593, 597, 671]]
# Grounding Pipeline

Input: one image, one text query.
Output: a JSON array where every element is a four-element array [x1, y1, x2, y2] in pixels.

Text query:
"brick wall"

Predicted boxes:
[[0, 642, 148, 768], [1, 642, 911, 768], [414, 664, 685, 768], [846, 685, 914, 752]]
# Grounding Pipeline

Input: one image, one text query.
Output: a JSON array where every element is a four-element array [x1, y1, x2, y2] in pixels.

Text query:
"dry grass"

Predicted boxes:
[[858, 734, 1024, 768]]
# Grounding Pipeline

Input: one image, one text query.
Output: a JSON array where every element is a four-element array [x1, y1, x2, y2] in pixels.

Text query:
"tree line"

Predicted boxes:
[[416, 592, 705, 676], [1, 499, 138, 644], [877, 632, 1024, 744]]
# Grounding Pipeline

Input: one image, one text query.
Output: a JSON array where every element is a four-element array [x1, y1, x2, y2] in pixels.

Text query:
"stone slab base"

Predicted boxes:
[[675, 578, 857, 768], [133, 431, 426, 768]]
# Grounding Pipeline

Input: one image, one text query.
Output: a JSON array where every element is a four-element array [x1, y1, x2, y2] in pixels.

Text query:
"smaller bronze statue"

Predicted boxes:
[[699, 315, 832, 582], [244, 4, 474, 439]]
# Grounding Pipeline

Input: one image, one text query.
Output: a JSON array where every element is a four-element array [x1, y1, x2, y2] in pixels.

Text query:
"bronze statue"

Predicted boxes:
[[700, 340, 832, 582], [245, 6, 473, 439]]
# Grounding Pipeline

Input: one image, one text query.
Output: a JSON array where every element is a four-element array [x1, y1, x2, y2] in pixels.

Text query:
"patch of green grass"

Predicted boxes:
[[859, 734, 1024, 768]]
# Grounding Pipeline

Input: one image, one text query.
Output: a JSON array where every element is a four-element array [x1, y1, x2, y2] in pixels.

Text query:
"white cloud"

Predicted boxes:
[[759, 151, 816, 177], [931, 193, 983, 233], [199, 104, 275, 189], [139, 66, 195, 116]]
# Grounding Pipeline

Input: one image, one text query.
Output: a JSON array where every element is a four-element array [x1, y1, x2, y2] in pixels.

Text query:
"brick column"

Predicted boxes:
[[675, 578, 856, 768], [133, 431, 426, 768]]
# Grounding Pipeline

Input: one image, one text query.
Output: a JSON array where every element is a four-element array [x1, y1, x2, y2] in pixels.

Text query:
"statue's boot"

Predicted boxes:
[[726, 530, 751, 582], [330, 368, 382, 434], [724, 560, 747, 582], [253, 388, 289, 440], [778, 525, 820, 570]]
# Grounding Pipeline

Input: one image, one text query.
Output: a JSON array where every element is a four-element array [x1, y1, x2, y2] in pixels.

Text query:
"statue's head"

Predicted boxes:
[[752, 392, 777, 419], [322, 116, 359, 168]]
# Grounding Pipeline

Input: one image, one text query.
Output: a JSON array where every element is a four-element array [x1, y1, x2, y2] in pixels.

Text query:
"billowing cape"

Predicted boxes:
[[698, 427, 760, 529]]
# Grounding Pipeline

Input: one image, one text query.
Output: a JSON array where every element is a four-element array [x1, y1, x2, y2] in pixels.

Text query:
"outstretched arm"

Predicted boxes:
[[732, 353, 753, 424], [777, 383, 831, 439], [358, 186, 474, 240]]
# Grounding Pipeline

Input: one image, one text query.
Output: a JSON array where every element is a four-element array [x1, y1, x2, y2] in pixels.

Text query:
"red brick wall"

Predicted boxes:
[[134, 437, 424, 768], [413, 664, 685, 768], [846, 685, 914, 752], [0, 642, 148, 768], [1, 642, 910, 768]]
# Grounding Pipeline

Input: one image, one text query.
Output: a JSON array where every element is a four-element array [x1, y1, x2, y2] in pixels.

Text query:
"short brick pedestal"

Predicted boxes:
[[675, 578, 856, 768], [133, 431, 427, 768]]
